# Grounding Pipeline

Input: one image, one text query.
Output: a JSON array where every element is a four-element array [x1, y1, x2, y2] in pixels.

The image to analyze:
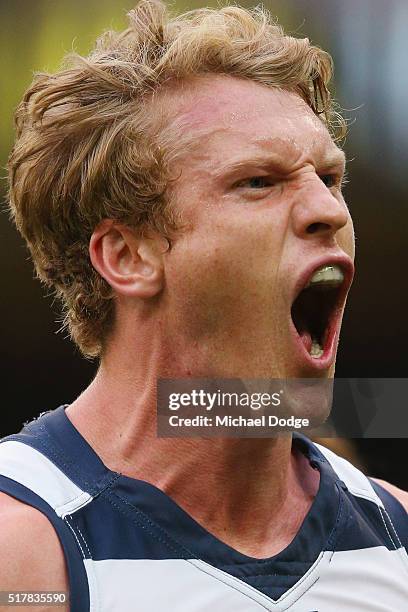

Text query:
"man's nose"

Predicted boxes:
[[291, 179, 349, 240]]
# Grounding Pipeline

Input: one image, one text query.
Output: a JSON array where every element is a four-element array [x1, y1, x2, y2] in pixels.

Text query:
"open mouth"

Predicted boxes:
[[291, 265, 345, 360]]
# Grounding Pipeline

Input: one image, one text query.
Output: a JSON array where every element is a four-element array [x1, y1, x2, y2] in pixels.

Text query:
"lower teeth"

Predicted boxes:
[[310, 338, 324, 358]]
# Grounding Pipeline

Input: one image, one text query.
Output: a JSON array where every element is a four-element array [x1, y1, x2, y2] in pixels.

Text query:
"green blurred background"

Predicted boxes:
[[1, 1, 407, 484]]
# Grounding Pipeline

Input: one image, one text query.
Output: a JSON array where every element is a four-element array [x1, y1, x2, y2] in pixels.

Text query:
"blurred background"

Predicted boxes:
[[1, 1, 407, 486]]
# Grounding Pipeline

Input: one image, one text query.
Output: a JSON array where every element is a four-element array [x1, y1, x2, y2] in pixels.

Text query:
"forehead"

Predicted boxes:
[[161, 75, 343, 167]]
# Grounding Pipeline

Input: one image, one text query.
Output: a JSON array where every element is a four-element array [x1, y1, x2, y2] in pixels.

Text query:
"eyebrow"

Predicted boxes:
[[320, 148, 347, 169], [211, 147, 346, 180]]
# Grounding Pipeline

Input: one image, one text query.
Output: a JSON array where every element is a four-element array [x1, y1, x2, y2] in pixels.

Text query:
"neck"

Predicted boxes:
[[66, 336, 320, 558]]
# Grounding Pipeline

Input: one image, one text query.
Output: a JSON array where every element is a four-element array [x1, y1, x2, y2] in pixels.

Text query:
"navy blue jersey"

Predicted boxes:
[[1, 406, 407, 611]]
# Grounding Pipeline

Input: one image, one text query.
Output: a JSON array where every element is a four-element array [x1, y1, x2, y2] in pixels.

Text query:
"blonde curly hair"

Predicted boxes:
[[7, 0, 345, 358]]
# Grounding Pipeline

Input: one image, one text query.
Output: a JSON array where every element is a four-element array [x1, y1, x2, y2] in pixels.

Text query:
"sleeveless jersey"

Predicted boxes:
[[0, 405, 407, 611]]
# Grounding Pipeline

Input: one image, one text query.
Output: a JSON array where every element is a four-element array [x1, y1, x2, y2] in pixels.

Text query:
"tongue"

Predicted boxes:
[[299, 329, 312, 353]]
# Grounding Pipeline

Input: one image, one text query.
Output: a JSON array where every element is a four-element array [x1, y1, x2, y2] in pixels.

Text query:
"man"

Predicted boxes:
[[1, 1, 407, 610]]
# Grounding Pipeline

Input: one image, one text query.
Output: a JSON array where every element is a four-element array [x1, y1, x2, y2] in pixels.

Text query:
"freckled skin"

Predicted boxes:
[[160, 75, 355, 378]]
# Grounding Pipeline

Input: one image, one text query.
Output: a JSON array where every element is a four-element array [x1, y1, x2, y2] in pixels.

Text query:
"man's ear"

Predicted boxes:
[[89, 220, 167, 298]]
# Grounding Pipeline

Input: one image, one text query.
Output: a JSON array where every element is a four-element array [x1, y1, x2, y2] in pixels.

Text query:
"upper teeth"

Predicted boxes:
[[306, 264, 344, 288]]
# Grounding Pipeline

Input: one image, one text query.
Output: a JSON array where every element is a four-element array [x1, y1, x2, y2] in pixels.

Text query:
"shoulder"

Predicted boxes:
[[311, 438, 407, 515], [371, 478, 408, 513], [0, 492, 68, 608], [310, 440, 408, 548]]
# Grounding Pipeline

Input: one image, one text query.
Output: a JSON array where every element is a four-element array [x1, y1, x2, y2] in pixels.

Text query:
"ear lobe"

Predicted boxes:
[[89, 221, 165, 299]]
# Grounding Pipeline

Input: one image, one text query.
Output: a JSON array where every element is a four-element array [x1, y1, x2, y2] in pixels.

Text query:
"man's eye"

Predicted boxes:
[[320, 174, 337, 188], [236, 176, 273, 189]]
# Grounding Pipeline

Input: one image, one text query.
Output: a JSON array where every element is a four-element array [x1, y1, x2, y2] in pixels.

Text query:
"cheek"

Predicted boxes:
[[170, 234, 256, 303], [339, 215, 355, 260], [164, 221, 283, 336]]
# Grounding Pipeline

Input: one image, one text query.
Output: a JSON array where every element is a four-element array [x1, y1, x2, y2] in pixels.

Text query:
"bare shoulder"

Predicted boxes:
[[371, 478, 408, 513], [0, 492, 69, 610]]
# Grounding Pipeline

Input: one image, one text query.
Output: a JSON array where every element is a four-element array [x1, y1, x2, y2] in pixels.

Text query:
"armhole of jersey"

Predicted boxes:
[[0, 475, 90, 611], [369, 478, 408, 550]]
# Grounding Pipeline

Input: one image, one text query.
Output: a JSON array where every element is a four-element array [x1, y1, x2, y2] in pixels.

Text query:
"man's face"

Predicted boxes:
[[161, 75, 355, 378]]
